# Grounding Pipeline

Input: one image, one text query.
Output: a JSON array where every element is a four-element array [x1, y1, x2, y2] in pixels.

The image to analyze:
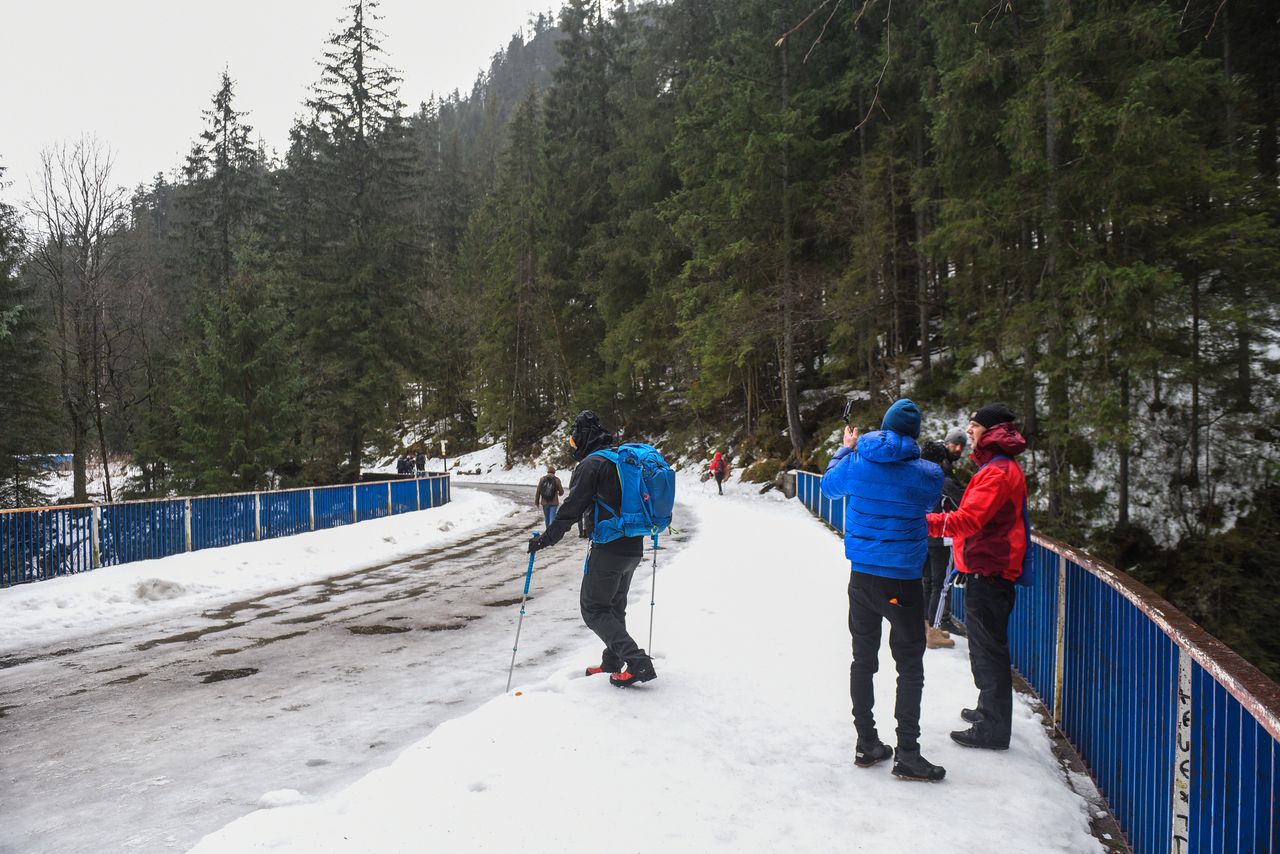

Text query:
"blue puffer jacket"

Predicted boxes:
[[820, 430, 943, 579]]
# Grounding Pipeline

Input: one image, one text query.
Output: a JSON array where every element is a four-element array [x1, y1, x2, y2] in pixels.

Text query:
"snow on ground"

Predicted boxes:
[[189, 483, 1100, 854], [0, 488, 512, 657]]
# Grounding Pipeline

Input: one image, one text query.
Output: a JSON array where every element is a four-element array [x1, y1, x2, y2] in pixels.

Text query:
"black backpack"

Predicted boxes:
[[539, 477, 559, 501]]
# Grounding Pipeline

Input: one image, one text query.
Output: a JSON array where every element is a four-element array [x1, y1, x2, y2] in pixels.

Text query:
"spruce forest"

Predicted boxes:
[[0, 0, 1276, 674]]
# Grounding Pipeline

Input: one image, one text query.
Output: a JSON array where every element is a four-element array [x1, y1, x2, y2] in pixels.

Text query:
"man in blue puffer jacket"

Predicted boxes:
[[821, 398, 946, 782]]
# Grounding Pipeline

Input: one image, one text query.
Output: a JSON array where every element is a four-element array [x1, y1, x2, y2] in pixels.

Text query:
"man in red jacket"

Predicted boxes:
[[926, 403, 1028, 751]]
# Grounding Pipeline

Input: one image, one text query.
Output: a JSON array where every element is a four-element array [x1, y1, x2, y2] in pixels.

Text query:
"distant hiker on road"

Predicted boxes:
[[526, 411, 658, 688], [415, 451, 426, 477], [820, 398, 946, 782], [710, 451, 726, 494], [534, 465, 564, 529], [927, 404, 1029, 752]]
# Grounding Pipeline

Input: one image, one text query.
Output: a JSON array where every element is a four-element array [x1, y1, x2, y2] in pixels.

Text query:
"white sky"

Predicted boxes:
[[0, 0, 553, 198]]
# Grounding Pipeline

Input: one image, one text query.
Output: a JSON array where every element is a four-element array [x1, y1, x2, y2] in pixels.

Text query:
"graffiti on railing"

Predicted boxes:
[[1171, 650, 1191, 854]]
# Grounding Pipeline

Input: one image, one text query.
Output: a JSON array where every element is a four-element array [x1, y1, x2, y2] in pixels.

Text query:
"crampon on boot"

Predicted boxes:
[[585, 662, 621, 676]]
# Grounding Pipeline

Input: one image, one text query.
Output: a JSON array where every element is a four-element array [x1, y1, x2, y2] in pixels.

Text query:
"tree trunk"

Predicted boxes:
[[914, 125, 930, 381], [780, 36, 806, 460], [1043, 0, 1070, 527], [1118, 368, 1130, 526]]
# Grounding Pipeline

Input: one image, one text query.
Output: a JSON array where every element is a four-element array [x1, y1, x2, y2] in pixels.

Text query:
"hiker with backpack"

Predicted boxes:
[[709, 451, 727, 494], [526, 411, 675, 688], [534, 465, 564, 529], [926, 404, 1030, 752], [820, 398, 947, 782]]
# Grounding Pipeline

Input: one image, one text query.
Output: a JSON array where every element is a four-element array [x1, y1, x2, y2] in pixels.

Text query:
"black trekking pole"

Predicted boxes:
[[506, 531, 540, 692], [933, 548, 956, 628], [647, 533, 659, 653]]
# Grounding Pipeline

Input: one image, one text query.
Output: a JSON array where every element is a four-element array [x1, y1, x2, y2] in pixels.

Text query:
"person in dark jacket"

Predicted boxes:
[[533, 465, 564, 529], [820, 398, 946, 782], [919, 442, 957, 650], [526, 411, 656, 688], [927, 403, 1029, 751], [415, 451, 426, 477]]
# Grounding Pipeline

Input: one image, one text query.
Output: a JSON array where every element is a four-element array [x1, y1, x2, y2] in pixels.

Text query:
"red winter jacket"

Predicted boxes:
[[926, 424, 1028, 582]]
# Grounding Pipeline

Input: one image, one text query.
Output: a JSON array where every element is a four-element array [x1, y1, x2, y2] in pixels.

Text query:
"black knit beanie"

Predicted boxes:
[[970, 403, 1017, 429]]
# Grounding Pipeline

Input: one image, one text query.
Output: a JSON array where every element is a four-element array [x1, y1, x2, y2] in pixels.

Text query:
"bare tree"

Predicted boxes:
[[25, 138, 130, 503]]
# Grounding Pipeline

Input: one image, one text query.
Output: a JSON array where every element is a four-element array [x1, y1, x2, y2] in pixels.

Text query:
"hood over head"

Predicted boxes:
[[855, 429, 922, 464], [972, 422, 1027, 464], [570, 410, 613, 461]]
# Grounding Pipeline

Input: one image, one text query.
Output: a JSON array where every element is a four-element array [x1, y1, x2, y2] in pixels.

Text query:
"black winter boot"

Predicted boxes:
[[960, 707, 984, 723], [610, 657, 657, 687], [892, 748, 946, 782], [854, 739, 894, 768], [950, 722, 1009, 750]]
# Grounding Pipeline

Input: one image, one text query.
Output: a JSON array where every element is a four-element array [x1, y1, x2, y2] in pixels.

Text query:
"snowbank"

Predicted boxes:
[[189, 488, 1099, 854], [0, 487, 513, 656]]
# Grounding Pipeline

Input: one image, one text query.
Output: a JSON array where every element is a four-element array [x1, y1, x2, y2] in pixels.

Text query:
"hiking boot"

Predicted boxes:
[[950, 723, 1009, 751], [926, 626, 955, 649], [939, 616, 964, 636], [892, 748, 946, 782], [610, 658, 657, 688], [854, 739, 894, 768], [960, 707, 984, 723], [585, 662, 622, 676]]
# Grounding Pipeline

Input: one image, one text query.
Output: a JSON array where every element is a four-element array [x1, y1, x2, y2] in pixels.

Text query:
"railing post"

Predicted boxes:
[[185, 499, 193, 553], [309, 489, 316, 531], [1052, 552, 1067, 724], [387, 481, 393, 516], [352, 484, 358, 524], [1171, 649, 1192, 853], [254, 493, 262, 540], [415, 478, 422, 511], [90, 506, 102, 569]]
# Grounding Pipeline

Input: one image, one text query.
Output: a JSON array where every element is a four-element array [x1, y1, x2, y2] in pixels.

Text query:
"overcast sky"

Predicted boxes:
[[0, 0, 553, 200]]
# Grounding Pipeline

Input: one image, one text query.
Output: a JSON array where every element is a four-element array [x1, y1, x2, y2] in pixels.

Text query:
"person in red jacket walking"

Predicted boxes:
[[926, 403, 1028, 751], [709, 452, 727, 494]]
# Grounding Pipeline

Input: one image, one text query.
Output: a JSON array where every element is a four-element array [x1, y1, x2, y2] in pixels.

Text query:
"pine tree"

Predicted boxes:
[[0, 167, 56, 507], [297, 0, 422, 480], [171, 246, 302, 491]]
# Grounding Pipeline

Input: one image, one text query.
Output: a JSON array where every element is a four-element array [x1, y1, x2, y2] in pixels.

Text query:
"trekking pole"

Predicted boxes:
[[506, 531, 541, 692], [647, 533, 659, 653], [933, 549, 956, 628]]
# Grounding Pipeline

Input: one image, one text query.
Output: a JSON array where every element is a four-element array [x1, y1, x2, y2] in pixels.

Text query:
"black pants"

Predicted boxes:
[[848, 572, 927, 751], [581, 548, 646, 668], [964, 575, 1016, 743], [921, 544, 951, 626], [715, 474, 724, 494]]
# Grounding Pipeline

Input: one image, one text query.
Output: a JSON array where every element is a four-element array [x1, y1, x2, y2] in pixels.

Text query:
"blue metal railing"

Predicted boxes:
[[0, 474, 452, 588], [794, 469, 1280, 854]]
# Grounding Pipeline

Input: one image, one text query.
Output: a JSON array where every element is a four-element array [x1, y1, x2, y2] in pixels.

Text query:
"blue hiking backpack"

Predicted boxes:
[[587, 443, 677, 544]]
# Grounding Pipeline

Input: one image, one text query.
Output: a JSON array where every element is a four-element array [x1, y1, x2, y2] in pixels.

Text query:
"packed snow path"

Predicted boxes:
[[189, 481, 1101, 854], [1, 485, 698, 853]]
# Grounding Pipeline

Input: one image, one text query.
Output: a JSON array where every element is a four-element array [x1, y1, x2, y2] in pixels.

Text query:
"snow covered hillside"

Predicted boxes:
[[187, 481, 1100, 854]]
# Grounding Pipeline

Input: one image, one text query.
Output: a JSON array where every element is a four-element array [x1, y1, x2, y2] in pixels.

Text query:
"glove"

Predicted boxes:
[[527, 535, 545, 554], [953, 571, 969, 587]]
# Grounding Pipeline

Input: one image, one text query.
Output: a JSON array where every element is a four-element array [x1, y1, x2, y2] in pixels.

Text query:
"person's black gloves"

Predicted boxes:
[[952, 570, 969, 587], [527, 535, 546, 554]]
